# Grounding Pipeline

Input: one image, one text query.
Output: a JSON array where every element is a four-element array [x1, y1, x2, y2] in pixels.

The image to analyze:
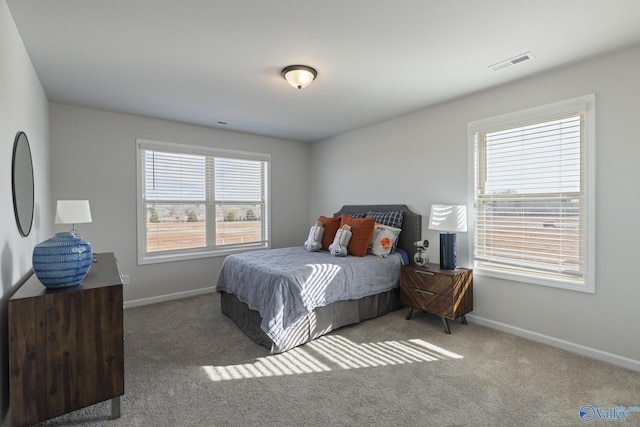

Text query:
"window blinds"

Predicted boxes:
[[138, 140, 269, 259], [474, 113, 585, 283]]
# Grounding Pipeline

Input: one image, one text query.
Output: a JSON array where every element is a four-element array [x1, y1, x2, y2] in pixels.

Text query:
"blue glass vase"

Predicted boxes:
[[32, 232, 92, 288]]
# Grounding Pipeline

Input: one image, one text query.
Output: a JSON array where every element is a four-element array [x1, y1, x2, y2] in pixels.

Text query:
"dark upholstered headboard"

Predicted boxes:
[[334, 204, 422, 261]]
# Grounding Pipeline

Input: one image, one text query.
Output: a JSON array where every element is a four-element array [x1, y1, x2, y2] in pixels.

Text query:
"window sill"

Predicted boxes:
[[137, 244, 269, 265], [473, 266, 594, 294]]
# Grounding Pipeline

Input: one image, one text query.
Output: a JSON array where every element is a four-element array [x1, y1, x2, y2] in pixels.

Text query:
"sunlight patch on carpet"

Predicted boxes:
[[203, 346, 331, 381], [202, 335, 462, 381]]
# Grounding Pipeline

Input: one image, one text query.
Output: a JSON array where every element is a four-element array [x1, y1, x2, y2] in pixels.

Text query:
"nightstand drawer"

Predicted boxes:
[[400, 264, 473, 333], [401, 267, 453, 296], [400, 287, 454, 318]]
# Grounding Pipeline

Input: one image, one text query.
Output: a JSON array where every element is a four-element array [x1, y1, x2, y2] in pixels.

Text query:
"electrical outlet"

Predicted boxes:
[[121, 273, 130, 285]]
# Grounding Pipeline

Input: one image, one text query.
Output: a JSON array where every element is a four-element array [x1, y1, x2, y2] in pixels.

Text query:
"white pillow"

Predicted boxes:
[[329, 224, 352, 257], [369, 223, 401, 257], [304, 221, 324, 252]]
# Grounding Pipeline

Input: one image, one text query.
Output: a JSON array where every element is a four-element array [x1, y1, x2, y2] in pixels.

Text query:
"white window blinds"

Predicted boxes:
[[137, 140, 269, 264], [470, 95, 595, 292]]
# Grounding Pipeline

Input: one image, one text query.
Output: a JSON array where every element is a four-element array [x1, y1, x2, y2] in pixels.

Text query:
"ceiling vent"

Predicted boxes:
[[216, 120, 238, 127], [489, 51, 535, 71]]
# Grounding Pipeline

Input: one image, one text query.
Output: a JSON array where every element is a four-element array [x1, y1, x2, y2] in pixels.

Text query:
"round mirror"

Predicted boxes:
[[12, 131, 35, 237]]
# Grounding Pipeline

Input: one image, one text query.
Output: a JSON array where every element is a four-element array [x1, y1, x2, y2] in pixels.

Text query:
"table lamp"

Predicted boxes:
[[55, 200, 92, 238], [428, 204, 467, 270]]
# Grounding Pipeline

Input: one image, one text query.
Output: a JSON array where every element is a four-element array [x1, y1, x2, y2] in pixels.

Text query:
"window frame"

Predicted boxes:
[[467, 94, 596, 293], [136, 139, 271, 265]]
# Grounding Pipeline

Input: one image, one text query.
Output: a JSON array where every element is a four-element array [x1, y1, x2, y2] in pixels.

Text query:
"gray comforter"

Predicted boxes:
[[216, 246, 402, 348]]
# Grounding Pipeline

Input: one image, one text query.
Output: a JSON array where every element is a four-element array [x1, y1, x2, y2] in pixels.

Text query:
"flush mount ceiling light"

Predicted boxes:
[[281, 65, 317, 90]]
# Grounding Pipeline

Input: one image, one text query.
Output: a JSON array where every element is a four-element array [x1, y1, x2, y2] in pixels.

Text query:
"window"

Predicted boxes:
[[136, 139, 270, 264], [468, 95, 595, 292]]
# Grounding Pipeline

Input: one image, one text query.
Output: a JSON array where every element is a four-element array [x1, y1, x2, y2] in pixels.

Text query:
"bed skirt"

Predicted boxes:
[[220, 288, 402, 353]]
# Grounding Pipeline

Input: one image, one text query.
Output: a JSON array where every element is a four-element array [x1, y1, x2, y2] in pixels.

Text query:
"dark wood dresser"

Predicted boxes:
[[8, 252, 124, 427], [401, 263, 473, 334]]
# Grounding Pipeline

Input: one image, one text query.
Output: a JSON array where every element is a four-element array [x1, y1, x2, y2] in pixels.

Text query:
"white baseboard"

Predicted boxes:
[[124, 286, 216, 309], [466, 314, 640, 372]]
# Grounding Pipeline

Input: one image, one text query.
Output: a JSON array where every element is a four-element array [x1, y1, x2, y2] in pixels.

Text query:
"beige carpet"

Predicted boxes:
[[33, 292, 640, 426]]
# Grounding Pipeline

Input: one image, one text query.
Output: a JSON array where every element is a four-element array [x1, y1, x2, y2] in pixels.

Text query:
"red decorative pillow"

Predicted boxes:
[[339, 214, 375, 257], [317, 216, 341, 251]]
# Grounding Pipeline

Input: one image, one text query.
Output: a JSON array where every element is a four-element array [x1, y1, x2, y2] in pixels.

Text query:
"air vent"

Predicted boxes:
[[489, 51, 535, 71], [216, 120, 238, 127]]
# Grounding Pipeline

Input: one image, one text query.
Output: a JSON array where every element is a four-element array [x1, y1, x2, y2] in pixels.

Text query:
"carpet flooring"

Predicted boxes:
[[32, 292, 640, 427]]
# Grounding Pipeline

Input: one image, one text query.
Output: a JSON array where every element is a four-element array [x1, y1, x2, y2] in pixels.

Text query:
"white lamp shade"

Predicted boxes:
[[55, 200, 92, 224], [428, 204, 467, 233]]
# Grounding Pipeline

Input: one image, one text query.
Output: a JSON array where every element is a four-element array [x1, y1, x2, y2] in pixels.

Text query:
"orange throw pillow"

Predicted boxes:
[[317, 216, 341, 251], [340, 214, 375, 257]]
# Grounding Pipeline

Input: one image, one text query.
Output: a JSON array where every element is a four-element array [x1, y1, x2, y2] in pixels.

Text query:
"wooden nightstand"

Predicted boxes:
[[400, 263, 473, 334]]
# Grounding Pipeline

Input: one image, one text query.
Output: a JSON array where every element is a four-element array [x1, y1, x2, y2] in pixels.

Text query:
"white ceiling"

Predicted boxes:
[[7, 0, 640, 142]]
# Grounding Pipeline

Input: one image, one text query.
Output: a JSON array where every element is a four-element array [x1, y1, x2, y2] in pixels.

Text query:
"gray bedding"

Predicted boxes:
[[216, 246, 402, 349]]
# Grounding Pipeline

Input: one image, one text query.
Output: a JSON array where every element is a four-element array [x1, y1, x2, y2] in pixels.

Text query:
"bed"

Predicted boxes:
[[216, 204, 422, 353]]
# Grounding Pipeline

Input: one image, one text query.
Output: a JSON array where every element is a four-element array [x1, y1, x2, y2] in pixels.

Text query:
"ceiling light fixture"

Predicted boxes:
[[281, 65, 317, 90]]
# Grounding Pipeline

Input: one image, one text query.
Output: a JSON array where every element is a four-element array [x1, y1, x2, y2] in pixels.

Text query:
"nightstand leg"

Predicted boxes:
[[111, 396, 121, 419], [441, 317, 451, 334], [405, 307, 414, 320], [461, 315, 467, 325]]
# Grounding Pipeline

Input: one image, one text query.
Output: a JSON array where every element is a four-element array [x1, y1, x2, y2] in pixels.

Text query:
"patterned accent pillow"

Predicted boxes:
[[365, 211, 404, 252], [344, 212, 367, 218], [365, 210, 404, 229], [368, 223, 402, 257]]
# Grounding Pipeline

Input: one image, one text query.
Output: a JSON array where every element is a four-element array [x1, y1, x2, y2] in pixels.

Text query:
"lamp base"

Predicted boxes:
[[439, 233, 457, 270], [32, 232, 92, 288]]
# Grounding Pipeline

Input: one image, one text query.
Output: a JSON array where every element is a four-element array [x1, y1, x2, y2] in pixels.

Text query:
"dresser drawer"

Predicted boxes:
[[400, 286, 454, 318], [401, 267, 453, 296]]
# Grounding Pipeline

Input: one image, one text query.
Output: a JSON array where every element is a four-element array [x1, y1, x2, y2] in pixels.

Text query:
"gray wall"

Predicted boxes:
[[0, 1, 51, 424], [50, 104, 310, 305], [310, 44, 640, 369]]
